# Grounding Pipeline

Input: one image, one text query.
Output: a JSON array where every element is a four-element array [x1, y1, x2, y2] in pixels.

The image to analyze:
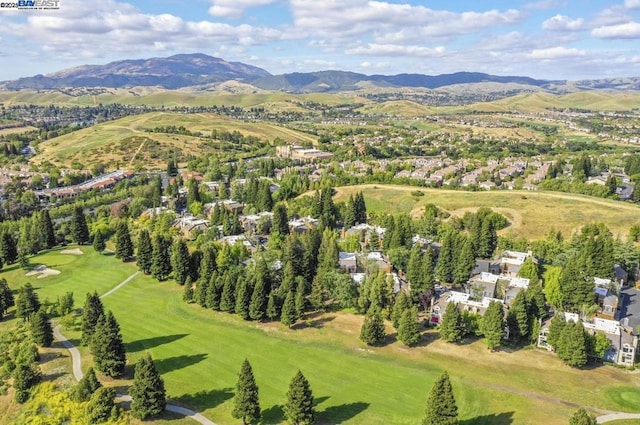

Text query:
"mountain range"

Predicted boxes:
[[2, 53, 640, 93]]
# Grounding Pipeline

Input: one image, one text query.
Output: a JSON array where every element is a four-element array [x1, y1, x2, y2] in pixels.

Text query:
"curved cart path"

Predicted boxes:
[[53, 272, 217, 425]]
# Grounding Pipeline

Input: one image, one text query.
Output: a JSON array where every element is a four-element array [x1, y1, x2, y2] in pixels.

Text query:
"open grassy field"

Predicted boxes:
[[2, 247, 640, 424], [34, 111, 317, 168], [0, 125, 37, 136], [332, 184, 640, 239]]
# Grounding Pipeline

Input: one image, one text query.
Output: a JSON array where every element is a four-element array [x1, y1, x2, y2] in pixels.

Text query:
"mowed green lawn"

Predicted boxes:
[[3, 249, 640, 424], [333, 184, 640, 240]]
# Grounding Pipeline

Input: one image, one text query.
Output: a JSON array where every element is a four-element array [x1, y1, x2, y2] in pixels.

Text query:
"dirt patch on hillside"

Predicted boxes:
[[60, 248, 83, 255], [25, 264, 61, 279]]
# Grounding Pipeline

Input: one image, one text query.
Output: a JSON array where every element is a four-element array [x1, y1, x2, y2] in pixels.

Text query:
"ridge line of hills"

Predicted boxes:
[[2, 53, 640, 93]]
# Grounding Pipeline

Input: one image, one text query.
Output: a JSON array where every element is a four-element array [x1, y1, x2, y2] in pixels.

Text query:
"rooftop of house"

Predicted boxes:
[[500, 250, 537, 266]]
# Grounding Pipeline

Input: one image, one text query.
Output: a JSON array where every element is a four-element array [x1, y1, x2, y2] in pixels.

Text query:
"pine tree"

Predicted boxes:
[[422, 371, 458, 425], [284, 371, 315, 425], [114, 221, 134, 261], [130, 354, 167, 420], [506, 291, 530, 341], [71, 206, 90, 245], [151, 234, 172, 281], [13, 363, 41, 403], [220, 272, 236, 313], [136, 229, 153, 274], [360, 306, 386, 346], [30, 308, 53, 347], [171, 239, 191, 285], [439, 303, 465, 343], [235, 278, 252, 320], [91, 311, 126, 377], [266, 290, 279, 320], [92, 232, 106, 254], [281, 290, 297, 328], [478, 218, 497, 259], [206, 273, 221, 310], [344, 195, 357, 229], [517, 258, 540, 285], [0, 231, 18, 264], [74, 367, 102, 402], [354, 191, 367, 224], [183, 277, 194, 303], [249, 275, 267, 321], [232, 359, 261, 425], [547, 313, 567, 351], [85, 387, 118, 424], [15, 282, 40, 321], [39, 209, 56, 249], [0, 278, 15, 320], [453, 237, 475, 285], [272, 203, 290, 236], [391, 291, 411, 329], [436, 231, 455, 284], [569, 408, 597, 425], [407, 246, 424, 292], [81, 292, 104, 345], [560, 255, 594, 312], [309, 273, 325, 311], [557, 320, 588, 368], [481, 301, 504, 350], [398, 307, 421, 346], [295, 278, 307, 318], [199, 245, 218, 284]]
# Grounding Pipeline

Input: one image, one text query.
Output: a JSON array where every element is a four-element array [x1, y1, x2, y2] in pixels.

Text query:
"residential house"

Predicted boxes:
[[339, 252, 358, 273], [429, 290, 504, 325], [594, 277, 620, 320], [174, 215, 210, 239], [498, 250, 537, 277], [359, 251, 392, 273]]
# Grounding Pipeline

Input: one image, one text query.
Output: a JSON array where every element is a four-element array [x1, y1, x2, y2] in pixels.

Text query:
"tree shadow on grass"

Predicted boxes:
[[262, 404, 285, 424], [460, 411, 515, 425], [316, 402, 370, 424], [174, 387, 234, 411], [126, 334, 189, 353], [154, 353, 208, 375]]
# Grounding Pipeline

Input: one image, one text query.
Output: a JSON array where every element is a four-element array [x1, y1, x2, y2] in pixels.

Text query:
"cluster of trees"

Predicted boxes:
[[232, 360, 316, 425]]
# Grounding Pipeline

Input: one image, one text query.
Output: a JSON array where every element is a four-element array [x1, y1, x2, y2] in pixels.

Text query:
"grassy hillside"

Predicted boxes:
[[33, 112, 317, 169], [0, 88, 365, 109], [332, 185, 640, 239], [2, 248, 640, 424]]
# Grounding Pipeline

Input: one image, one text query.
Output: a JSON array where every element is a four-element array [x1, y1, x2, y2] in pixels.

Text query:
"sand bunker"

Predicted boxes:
[[25, 264, 61, 279], [60, 248, 83, 255]]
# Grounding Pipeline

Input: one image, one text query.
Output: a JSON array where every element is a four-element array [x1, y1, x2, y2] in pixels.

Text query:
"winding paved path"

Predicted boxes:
[[53, 272, 217, 425], [597, 413, 640, 423]]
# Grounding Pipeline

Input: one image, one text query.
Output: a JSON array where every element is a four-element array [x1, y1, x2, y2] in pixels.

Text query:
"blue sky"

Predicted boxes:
[[0, 0, 639, 81]]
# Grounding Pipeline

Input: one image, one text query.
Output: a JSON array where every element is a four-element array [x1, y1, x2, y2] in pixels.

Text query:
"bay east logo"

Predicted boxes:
[[17, 0, 60, 9]]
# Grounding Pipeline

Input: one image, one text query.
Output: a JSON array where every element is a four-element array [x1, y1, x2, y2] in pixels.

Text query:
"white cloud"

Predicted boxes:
[[592, 22, 640, 39], [527, 46, 586, 59], [542, 15, 585, 31], [208, 0, 278, 18], [591, 6, 632, 27], [345, 43, 446, 57], [625, 0, 640, 9], [524, 0, 568, 10]]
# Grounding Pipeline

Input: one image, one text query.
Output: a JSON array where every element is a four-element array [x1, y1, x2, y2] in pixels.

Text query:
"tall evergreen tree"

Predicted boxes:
[[480, 301, 505, 350], [171, 238, 191, 285], [151, 234, 172, 281], [343, 195, 357, 229], [38, 209, 56, 249], [506, 291, 530, 341], [114, 221, 134, 261], [407, 246, 424, 293], [92, 232, 106, 254], [130, 354, 166, 420], [81, 291, 104, 345], [199, 245, 218, 284], [422, 371, 458, 425], [281, 290, 297, 328], [569, 408, 597, 425], [547, 313, 567, 350], [560, 255, 594, 312], [439, 303, 465, 343], [397, 306, 421, 346], [453, 237, 475, 285], [235, 278, 252, 320], [0, 278, 15, 320], [436, 231, 455, 284], [266, 290, 280, 321], [478, 218, 497, 259], [360, 306, 386, 346], [74, 367, 102, 402], [15, 282, 40, 321], [284, 371, 315, 425], [220, 272, 236, 313], [232, 359, 261, 425], [183, 277, 194, 303], [0, 231, 18, 264], [391, 291, 412, 330], [557, 320, 588, 368], [136, 229, 153, 274], [91, 311, 126, 377], [85, 387, 118, 424], [30, 308, 53, 347], [249, 274, 267, 321], [354, 191, 367, 224], [71, 206, 90, 245], [12, 363, 41, 403], [272, 203, 290, 236], [206, 273, 221, 310], [294, 278, 307, 319]]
